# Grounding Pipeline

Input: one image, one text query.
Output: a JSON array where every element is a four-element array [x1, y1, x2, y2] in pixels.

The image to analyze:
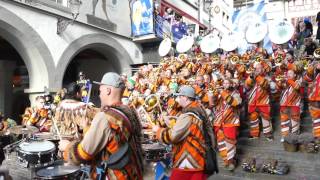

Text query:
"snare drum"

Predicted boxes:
[[17, 140, 56, 168], [142, 142, 170, 162], [36, 164, 80, 180]]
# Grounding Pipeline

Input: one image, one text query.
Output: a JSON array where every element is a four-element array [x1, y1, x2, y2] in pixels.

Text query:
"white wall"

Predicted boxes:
[[0, 0, 143, 68]]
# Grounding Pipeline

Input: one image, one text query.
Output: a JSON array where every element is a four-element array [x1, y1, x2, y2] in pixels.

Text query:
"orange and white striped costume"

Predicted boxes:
[[64, 105, 143, 180], [245, 75, 273, 138], [22, 107, 51, 132], [278, 78, 302, 137], [304, 65, 320, 139], [212, 90, 242, 166], [156, 101, 213, 178]]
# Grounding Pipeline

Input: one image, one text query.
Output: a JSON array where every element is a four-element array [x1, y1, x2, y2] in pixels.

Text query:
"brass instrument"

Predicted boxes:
[[208, 54, 219, 64], [275, 55, 284, 66], [255, 55, 263, 63], [275, 75, 286, 82], [196, 53, 204, 61], [230, 55, 240, 65], [246, 66, 255, 75], [144, 94, 160, 112], [208, 84, 224, 94], [314, 48, 320, 59], [178, 54, 188, 62], [301, 58, 310, 70]]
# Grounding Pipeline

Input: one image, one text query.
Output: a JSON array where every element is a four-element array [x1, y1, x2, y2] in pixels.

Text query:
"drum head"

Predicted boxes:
[[19, 141, 55, 152], [246, 21, 268, 43], [176, 36, 194, 53], [200, 34, 220, 53], [158, 38, 172, 57], [268, 20, 294, 45], [220, 32, 240, 52], [36, 164, 80, 178]]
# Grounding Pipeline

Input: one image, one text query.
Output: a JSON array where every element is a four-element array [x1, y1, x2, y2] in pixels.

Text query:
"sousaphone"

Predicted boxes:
[[220, 31, 241, 52], [200, 33, 220, 53], [245, 21, 268, 44], [268, 19, 294, 45], [176, 36, 194, 53], [158, 38, 172, 57]]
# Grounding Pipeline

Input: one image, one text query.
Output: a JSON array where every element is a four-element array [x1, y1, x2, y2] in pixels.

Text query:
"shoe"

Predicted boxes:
[[266, 136, 274, 142], [249, 136, 258, 140], [227, 163, 236, 171]]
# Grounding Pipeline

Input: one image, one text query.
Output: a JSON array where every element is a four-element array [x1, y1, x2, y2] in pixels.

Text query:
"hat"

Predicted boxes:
[[174, 85, 195, 98], [93, 72, 125, 89]]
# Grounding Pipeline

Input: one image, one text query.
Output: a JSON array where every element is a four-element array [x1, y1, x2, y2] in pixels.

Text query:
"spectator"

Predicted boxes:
[[304, 18, 313, 35], [304, 38, 317, 56], [317, 11, 320, 40], [297, 21, 312, 48]]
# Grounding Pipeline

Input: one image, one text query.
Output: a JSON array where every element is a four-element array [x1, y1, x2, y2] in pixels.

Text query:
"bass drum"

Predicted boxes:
[[17, 140, 56, 168]]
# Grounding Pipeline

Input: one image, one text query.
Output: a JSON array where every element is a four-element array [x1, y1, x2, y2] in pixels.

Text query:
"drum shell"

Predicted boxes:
[[142, 143, 170, 162], [17, 142, 56, 167]]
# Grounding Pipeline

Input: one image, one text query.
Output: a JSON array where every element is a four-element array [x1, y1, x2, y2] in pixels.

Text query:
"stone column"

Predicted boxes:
[[0, 60, 16, 116]]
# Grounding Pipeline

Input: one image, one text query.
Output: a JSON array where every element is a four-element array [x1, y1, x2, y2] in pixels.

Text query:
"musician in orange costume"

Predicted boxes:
[[209, 78, 242, 171], [245, 62, 274, 140], [277, 67, 302, 142], [304, 62, 320, 141], [22, 96, 51, 132], [153, 86, 216, 180], [59, 73, 143, 180]]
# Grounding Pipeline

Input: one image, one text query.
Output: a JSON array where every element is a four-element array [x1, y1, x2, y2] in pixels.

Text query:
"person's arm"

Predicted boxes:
[[156, 113, 192, 144], [63, 112, 111, 165]]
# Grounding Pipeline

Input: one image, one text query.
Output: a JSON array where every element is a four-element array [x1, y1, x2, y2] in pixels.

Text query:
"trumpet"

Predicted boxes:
[[275, 75, 286, 82], [208, 85, 224, 94]]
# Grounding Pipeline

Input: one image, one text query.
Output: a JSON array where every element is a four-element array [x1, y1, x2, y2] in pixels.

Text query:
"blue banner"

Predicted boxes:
[[131, 0, 154, 36], [155, 15, 188, 42]]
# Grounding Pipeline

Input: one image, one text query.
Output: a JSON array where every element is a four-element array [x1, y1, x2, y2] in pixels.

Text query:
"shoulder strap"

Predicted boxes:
[[185, 109, 213, 148]]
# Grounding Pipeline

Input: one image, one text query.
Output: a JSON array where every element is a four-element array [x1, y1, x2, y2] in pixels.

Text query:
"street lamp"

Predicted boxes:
[[204, 0, 213, 34], [57, 0, 82, 35]]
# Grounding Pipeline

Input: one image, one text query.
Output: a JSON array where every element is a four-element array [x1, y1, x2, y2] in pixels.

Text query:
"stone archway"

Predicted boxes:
[[0, 5, 54, 114], [55, 33, 134, 89]]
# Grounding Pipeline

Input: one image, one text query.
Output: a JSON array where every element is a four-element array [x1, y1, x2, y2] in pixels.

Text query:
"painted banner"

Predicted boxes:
[[131, 0, 154, 36], [155, 15, 188, 42]]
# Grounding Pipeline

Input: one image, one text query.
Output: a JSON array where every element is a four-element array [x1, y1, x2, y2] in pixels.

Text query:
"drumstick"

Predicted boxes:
[[51, 116, 62, 140]]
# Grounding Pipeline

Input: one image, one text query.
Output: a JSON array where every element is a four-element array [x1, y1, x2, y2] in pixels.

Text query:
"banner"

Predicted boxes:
[[232, 0, 272, 54], [131, 0, 154, 36], [155, 15, 188, 42]]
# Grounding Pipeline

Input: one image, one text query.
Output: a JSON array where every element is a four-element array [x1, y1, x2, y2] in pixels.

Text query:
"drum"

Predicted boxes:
[[142, 142, 170, 162], [36, 164, 81, 180], [17, 140, 56, 168]]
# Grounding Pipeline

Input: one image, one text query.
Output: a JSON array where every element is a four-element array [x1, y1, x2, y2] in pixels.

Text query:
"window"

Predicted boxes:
[[47, 0, 69, 7]]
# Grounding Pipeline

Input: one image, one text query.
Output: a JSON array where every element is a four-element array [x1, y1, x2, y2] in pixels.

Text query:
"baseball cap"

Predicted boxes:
[[174, 85, 195, 98], [93, 72, 125, 89]]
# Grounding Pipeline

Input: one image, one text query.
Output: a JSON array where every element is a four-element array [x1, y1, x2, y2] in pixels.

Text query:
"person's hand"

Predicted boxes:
[[152, 125, 160, 133], [58, 139, 70, 152], [80, 118, 90, 129], [31, 112, 37, 118]]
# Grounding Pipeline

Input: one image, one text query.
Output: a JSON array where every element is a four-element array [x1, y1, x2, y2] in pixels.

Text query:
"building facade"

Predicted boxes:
[[0, 0, 144, 118]]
